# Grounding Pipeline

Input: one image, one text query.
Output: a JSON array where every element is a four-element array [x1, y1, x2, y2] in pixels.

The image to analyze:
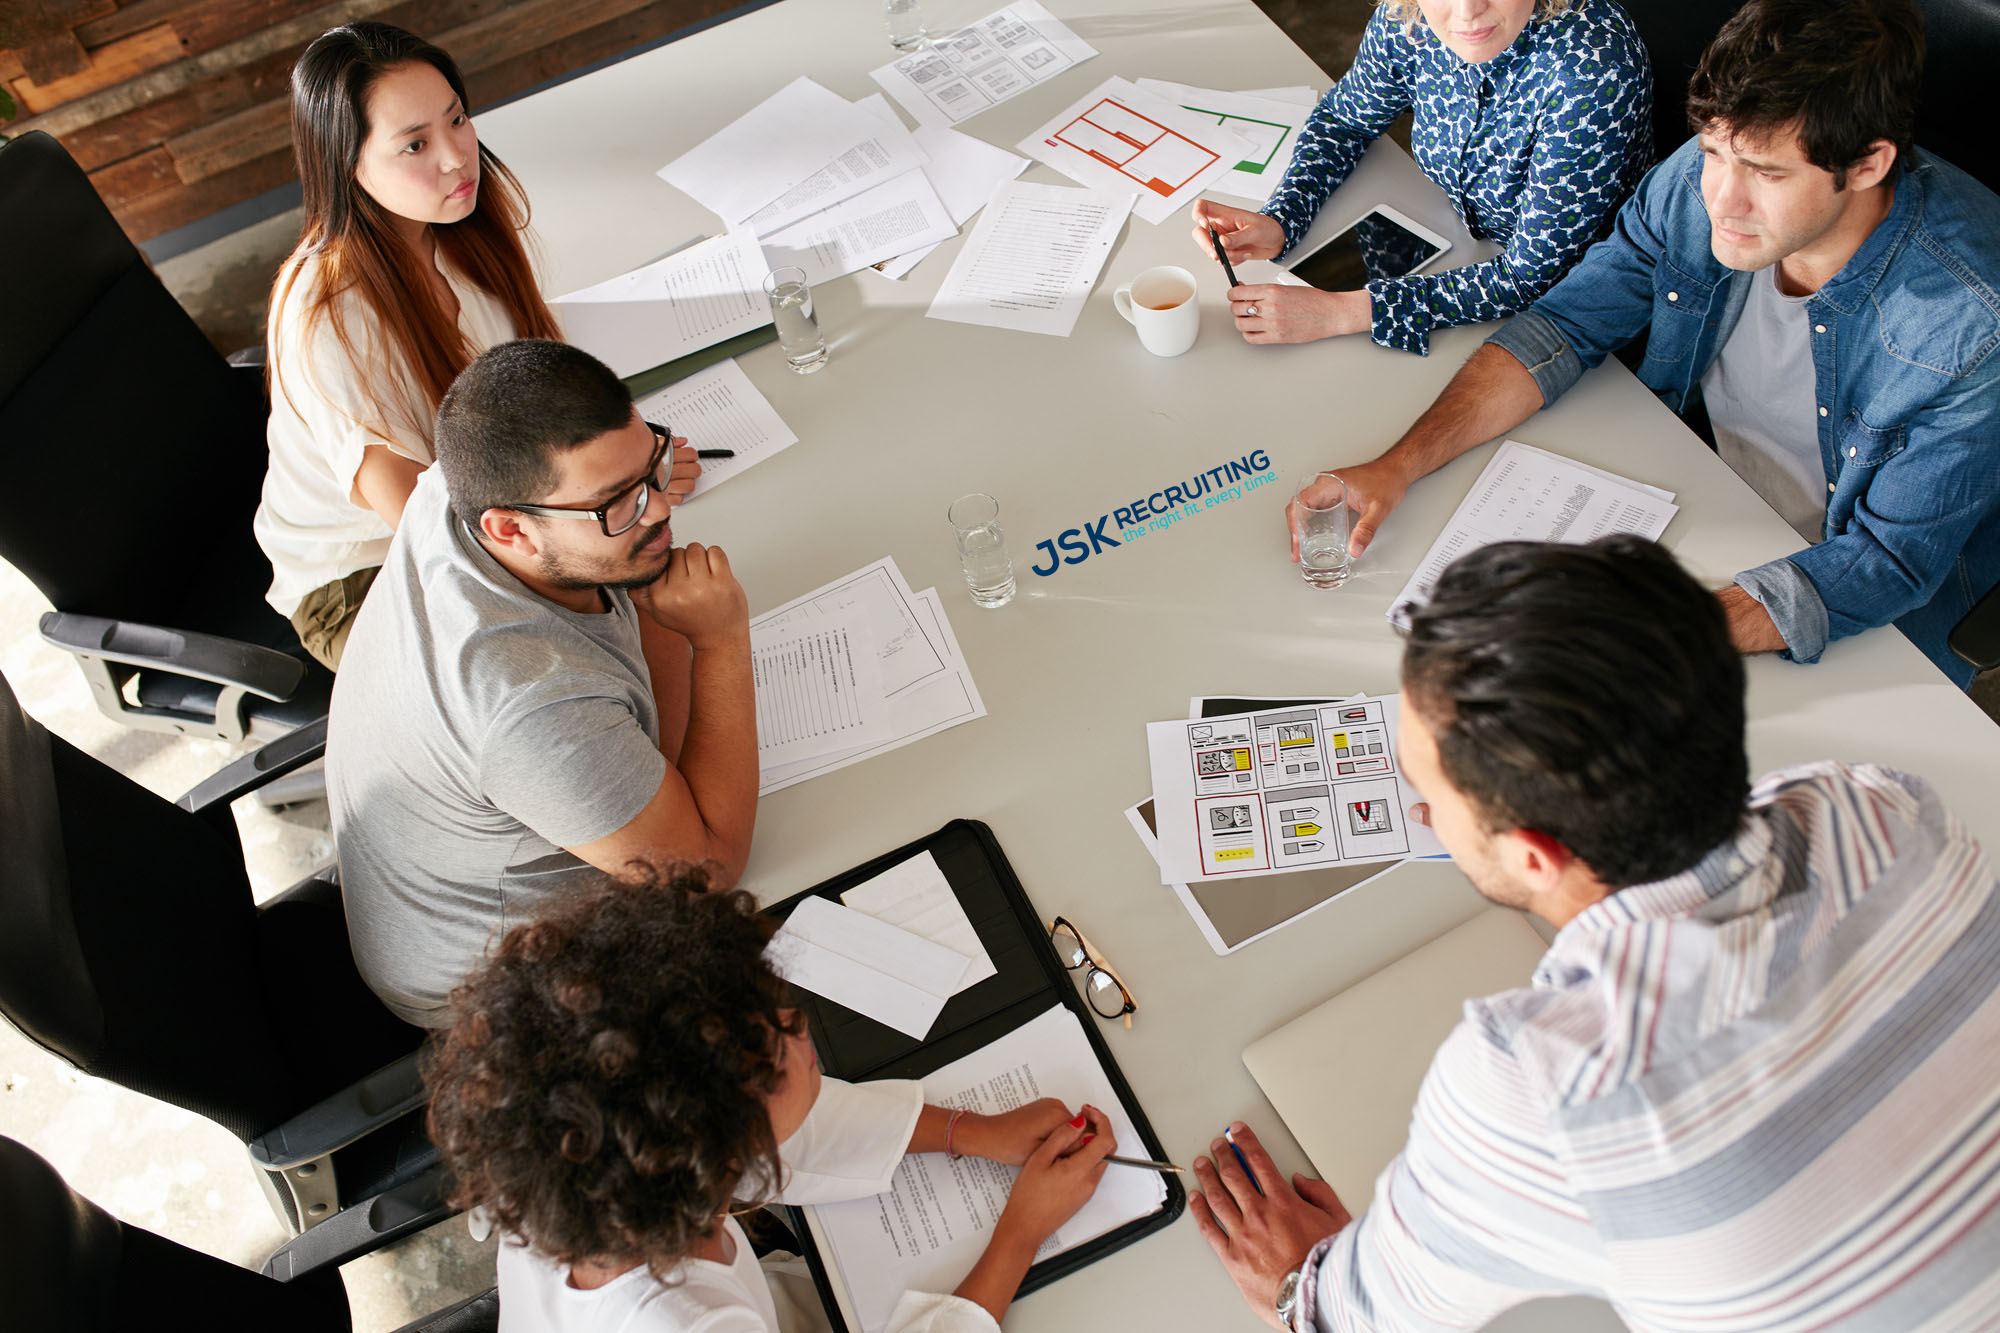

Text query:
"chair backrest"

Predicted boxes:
[[0, 131, 295, 651], [1623, 0, 2000, 192], [0, 1136, 348, 1332], [0, 668, 398, 1138]]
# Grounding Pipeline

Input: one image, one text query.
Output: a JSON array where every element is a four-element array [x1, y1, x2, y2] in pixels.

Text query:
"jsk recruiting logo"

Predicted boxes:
[[1027, 449, 1277, 577]]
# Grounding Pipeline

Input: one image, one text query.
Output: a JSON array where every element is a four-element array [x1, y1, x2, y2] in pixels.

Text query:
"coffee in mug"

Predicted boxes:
[[1114, 265, 1199, 357]]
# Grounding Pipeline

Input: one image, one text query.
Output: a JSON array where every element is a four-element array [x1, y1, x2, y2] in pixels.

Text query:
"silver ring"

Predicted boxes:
[[1246, 304, 1258, 317]]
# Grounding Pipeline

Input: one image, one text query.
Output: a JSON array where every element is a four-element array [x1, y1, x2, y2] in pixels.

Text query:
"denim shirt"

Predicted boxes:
[[1490, 136, 2000, 687], [1260, 0, 1652, 356]]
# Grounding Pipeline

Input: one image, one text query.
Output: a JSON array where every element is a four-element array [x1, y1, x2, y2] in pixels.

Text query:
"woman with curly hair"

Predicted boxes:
[[1194, 0, 1653, 355], [426, 871, 1116, 1332]]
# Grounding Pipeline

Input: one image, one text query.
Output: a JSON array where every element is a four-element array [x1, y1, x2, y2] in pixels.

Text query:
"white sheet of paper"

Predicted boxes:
[[761, 168, 958, 286], [807, 1004, 1167, 1333], [657, 77, 885, 225], [551, 230, 770, 378], [1389, 441, 1679, 628], [1018, 77, 1255, 225], [742, 97, 931, 237], [1133, 79, 1310, 204], [752, 620, 892, 768], [760, 586, 988, 794], [875, 125, 1030, 280], [634, 359, 797, 499], [842, 850, 997, 992], [1240, 85, 1320, 107], [927, 179, 1133, 337], [870, 0, 1097, 128], [1145, 695, 1435, 884], [755, 558, 945, 697], [768, 897, 971, 1039]]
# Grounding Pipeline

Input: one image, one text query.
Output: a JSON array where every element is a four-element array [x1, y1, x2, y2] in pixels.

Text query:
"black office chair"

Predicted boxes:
[[1623, 0, 2000, 191], [0, 1136, 497, 1333], [1950, 584, 2000, 675], [0, 667, 454, 1270], [0, 129, 332, 744]]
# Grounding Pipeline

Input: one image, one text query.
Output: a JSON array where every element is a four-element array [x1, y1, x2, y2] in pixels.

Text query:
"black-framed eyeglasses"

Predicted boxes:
[[505, 421, 674, 538], [1049, 916, 1136, 1028]]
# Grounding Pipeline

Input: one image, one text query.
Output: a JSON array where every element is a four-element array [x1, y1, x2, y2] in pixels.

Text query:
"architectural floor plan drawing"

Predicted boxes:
[[1145, 696, 1442, 883]]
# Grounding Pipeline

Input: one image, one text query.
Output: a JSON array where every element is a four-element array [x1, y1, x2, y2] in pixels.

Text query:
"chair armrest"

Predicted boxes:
[[249, 1050, 426, 1171], [39, 612, 305, 701], [260, 1163, 456, 1280], [227, 343, 266, 370], [1949, 580, 2000, 673], [175, 717, 327, 814]]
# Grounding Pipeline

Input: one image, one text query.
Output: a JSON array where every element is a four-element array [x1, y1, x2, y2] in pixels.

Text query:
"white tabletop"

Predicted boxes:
[[475, 2, 2000, 1329]]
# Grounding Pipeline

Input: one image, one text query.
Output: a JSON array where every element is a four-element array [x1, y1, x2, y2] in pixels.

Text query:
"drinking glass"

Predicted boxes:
[[1295, 472, 1352, 588], [762, 266, 827, 373], [948, 493, 1015, 609], [884, 0, 926, 50]]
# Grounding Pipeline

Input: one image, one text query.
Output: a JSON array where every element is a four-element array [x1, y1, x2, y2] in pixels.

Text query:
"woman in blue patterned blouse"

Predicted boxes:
[[1193, 0, 1653, 356]]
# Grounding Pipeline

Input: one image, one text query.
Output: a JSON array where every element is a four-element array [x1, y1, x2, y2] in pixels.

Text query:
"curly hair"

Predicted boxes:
[[1377, 0, 1576, 32], [424, 869, 804, 1274]]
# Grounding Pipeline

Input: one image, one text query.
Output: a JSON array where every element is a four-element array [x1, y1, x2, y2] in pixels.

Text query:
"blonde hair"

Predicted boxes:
[[1377, 0, 1576, 29]]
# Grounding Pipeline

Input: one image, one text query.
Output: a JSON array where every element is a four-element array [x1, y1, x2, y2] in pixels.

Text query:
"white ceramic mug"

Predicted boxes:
[[1113, 265, 1199, 357]]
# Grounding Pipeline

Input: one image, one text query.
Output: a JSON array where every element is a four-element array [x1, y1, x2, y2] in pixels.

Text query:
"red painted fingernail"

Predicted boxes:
[[1080, 1133, 1096, 1144], [1069, 1113, 1087, 1129]]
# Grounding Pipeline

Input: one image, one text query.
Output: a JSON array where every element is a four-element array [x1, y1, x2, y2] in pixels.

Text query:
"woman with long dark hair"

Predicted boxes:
[[253, 22, 690, 668]]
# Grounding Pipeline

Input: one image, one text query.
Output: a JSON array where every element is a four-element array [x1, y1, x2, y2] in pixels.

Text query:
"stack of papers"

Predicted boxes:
[[1389, 441, 1680, 628], [870, 1, 1098, 128], [1133, 79, 1317, 204], [769, 895, 985, 1039], [754, 558, 986, 794], [551, 230, 771, 379], [927, 179, 1134, 337]]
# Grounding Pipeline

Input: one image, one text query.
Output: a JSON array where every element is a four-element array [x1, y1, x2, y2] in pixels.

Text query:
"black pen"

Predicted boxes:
[[1207, 224, 1240, 289], [697, 449, 735, 460]]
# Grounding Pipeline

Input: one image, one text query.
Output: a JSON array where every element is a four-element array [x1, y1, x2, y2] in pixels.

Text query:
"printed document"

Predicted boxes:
[[768, 896, 972, 1040], [1390, 441, 1679, 628], [806, 1004, 1167, 1333], [1133, 79, 1312, 203], [1145, 695, 1443, 884], [754, 562, 986, 794], [634, 359, 797, 498], [871, 0, 1096, 128], [551, 230, 769, 378], [876, 125, 1030, 280], [841, 850, 997, 992], [752, 619, 889, 769], [928, 180, 1133, 337], [742, 96, 931, 236], [657, 77, 885, 225], [761, 168, 958, 286], [1019, 77, 1256, 225]]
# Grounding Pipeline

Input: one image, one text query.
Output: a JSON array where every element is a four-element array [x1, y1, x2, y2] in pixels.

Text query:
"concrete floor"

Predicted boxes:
[[6, 2, 1991, 1327]]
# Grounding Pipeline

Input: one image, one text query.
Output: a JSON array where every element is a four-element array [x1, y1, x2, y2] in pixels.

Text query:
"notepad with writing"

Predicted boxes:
[[765, 821, 1183, 1333]]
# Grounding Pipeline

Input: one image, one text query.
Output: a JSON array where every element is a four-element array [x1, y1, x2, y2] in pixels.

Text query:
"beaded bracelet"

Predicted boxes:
[[944, 1107, 967, 1160]]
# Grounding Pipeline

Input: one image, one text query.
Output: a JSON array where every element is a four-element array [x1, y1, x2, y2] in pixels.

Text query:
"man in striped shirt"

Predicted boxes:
[[1192, 535, 2000, 1331]]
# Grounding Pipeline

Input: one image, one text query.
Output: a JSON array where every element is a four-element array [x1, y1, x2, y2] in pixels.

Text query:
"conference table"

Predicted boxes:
[[476, 1, 2000, 1329]]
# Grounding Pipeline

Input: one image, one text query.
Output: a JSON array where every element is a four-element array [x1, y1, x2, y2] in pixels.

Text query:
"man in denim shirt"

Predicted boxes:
[[1295, 0, 2000, 687]]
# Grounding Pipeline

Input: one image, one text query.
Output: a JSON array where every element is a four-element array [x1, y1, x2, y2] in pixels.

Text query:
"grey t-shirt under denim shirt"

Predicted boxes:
[[328, 468, 665, 1026], [1701, 265, 1824, 544]]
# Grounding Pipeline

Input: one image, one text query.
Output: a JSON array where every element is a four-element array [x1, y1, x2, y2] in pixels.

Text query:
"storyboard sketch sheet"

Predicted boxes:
[[1145, 695, 1444, 884], [804, 1004, 1166, 1333], [871, 0, 1097, 128], [1389, 441, 1679, 628]]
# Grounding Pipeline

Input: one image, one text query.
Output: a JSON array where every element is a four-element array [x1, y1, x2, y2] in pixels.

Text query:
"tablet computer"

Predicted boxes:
[[1282, 204, 1452, 290]]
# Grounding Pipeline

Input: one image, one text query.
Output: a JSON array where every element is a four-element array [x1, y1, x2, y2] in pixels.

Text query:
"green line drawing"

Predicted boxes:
[[1183, 105, 1292, 174]]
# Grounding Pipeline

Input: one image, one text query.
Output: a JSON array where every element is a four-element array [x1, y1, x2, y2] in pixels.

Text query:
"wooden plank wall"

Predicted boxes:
[[1, 0, 745, 244]]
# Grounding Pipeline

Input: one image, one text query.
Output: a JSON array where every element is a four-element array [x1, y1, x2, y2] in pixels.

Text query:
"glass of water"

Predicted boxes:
[[884, 0, 926, 50], [948, 493, 1016, 609], [1295, 472, 1352, 588], [762, 266, 827, 374]]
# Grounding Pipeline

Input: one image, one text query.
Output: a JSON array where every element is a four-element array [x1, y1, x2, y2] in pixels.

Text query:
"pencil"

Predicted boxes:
[[1106, 1154, 1185, 1173]]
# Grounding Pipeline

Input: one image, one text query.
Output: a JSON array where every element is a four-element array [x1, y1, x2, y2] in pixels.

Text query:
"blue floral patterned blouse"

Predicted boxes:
[[1261, 0, 1653, 355]]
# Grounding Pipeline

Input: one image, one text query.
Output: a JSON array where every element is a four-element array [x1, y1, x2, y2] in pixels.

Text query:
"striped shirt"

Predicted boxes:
[[1300, 762, 2000, 1331]]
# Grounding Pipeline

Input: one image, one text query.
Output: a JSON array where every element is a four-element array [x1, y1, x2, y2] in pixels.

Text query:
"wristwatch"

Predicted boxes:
[[1275, 1268, 1305, 1331]]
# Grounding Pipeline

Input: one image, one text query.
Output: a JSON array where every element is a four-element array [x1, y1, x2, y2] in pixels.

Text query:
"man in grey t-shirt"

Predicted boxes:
[[328, 340, 757, 1026]]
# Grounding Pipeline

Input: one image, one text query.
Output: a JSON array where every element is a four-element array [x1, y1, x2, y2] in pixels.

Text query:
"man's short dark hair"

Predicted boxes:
[[434, 338, 633, 529], [1686, 0, 1924, 187], [1401, 536, 1749, 888], [425, 867, 803, 1275]]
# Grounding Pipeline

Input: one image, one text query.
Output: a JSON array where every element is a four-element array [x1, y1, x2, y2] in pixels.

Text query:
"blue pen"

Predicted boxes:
[[1223, 1125, 1265, 1196]]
